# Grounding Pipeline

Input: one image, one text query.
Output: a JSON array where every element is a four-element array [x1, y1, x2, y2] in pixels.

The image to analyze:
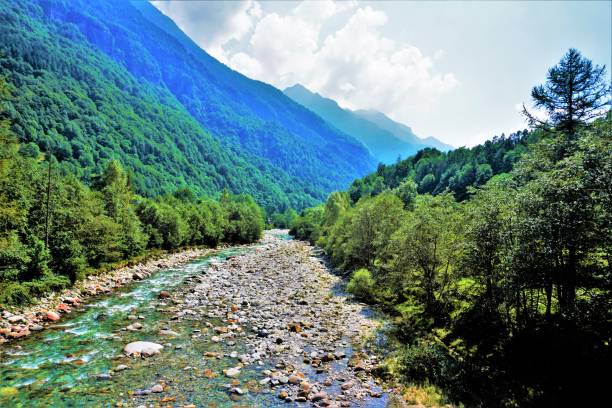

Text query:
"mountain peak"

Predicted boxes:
[[284, 84, 453, 163]]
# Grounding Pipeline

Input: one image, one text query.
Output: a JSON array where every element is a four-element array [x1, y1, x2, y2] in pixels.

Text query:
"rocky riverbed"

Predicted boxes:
[[0, 231, 392, 407], [158, 230, 389, 406]]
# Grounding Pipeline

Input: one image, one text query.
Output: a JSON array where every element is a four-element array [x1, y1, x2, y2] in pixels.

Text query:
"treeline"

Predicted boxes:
[[291, 50, 611, 406], [0, 85, 265, 305], [349, 128, 539, 202]]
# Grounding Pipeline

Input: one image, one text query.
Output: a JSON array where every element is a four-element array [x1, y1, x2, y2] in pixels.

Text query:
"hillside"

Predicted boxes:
[[348, 129, 536, 202], [284, 84, 452, 164], [0, 0, 377, 212]]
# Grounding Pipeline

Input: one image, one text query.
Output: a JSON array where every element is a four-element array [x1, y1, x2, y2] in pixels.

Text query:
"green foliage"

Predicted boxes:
[[388, 194, 464, 317], [348, 129, 538, 202], [325, 192, 405, 270], [0, 79, 266, 306], [289, 205, 325, 244], [346, 268, 376, 302], [290, 88, 610, 405], [221, 193, 265, 244], [269, 208, 298, 229], [393, 178, 418, 209], [398, 340, 461, 391]]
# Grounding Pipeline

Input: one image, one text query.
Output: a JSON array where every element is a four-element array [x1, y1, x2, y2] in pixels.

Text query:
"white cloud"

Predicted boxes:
[[152, 0, 262, 62], [229, 52, 262, 79], [153, 0, 459, 132], [293, 0, 356, 23], [224, 3, 458, 123]]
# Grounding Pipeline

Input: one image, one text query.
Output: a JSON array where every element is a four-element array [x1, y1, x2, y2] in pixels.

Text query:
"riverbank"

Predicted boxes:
[[0, 246, 216, 344]]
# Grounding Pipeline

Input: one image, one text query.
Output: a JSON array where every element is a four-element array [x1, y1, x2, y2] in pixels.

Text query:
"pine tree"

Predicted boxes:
[[523, 48, 610, 136]]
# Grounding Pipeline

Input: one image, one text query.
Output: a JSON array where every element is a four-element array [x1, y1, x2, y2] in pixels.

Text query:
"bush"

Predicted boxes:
[[347, 268, 376, 302], [0, 281, 32, 305], [24, 273, 70, 298], [398, 340, 466, 403]]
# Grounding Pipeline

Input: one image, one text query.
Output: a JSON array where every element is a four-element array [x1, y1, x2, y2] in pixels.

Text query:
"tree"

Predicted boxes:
[[393, 178, 418, 210], [326, 193, 404, 270], [388, 194, 464, 317], [523, 48, 609, 136], [95, 160, 147, 257], [511, 117, 612, 316]]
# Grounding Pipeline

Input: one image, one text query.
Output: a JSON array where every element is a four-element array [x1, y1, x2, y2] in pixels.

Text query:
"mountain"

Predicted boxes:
[[0, 0, 377, 212], [284, 84, 453, 164], [353, 109, 454, 152]]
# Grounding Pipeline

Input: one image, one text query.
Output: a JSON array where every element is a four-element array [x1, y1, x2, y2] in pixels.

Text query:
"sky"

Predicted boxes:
[[151, 0, 611, 147]]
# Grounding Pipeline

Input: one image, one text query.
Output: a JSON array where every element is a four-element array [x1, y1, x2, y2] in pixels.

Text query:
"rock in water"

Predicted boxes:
[[124, 341, 163, 356], [223, 367, 241, 378], [150, 384, 164, 393], [46, 311, 60, 321]]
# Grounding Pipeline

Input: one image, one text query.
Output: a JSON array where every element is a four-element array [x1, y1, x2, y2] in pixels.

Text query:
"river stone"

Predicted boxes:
[[224, 367, 241, 377], [124, 341, 163, 356], [341, 380, 354, 390], [310, 391, 328, 402], [159, 329, 179, 336], [150, 384, 164, 393], [126, 322, 143, 331], [231, 387, 247, 395], [46, 311, 60, 321], [7, 315, 25, 324]]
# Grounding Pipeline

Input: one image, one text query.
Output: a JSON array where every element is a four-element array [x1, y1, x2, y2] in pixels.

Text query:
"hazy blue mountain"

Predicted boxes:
[[0, 0, 377, 212], [353, 109, 454, 152], [285, 84, 453, 164]]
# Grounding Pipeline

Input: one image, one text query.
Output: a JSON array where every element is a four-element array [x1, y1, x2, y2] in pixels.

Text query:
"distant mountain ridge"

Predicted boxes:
[[352, 109, 454, 152], [284, 84, 453, 164]]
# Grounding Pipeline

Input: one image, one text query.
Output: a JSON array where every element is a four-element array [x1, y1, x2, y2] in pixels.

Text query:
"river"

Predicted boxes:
[[0, 231, 388, 407]]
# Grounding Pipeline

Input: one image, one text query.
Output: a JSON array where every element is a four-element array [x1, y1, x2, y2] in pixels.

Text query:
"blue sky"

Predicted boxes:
[[152, 1, 611, 147]]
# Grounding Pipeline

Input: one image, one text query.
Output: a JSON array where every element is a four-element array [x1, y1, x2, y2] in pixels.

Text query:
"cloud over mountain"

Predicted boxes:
[[152, 0, 458, 137]]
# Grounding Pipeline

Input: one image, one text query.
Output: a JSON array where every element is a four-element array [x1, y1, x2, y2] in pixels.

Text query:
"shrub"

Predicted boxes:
[[0, 282, 31, 305], [398, 340, 465, 403], [347, 268, 376, 302], [24, 273, 70, 298]]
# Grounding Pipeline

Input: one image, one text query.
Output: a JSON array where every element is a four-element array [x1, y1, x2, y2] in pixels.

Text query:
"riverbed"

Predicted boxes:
[[0, 231, 389, 407]]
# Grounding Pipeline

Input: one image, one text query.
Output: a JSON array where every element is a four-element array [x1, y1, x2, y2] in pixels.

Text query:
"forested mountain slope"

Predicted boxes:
[[290, 48, 611, 407], [284, 84, 452, 164], [0, 0, 376, 212], [348, 129, 537, 202]]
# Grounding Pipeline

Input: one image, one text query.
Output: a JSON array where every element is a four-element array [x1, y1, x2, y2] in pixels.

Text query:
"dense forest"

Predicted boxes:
[[0, 0, 376, 214], [291, 49, 611, 406], [347, 128, 537, 202], [0, 77, 265, 305]]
